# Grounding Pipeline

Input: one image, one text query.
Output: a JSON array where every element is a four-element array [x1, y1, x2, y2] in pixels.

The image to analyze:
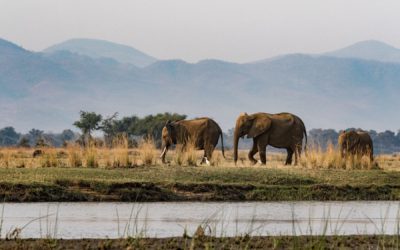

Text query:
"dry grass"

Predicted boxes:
[[138, 138, 158, 166], [109, 136, 134, 168], [300, 143, 379, 170], [172, 139, 199, 166], [0, 142, 397, 170], [67, 144, 82, 167]]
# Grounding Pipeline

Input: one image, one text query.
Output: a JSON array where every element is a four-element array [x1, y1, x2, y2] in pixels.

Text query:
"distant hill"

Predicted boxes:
[[325, 40, 400, 63], [2, 38, 400, 134], [0, 38, 71, 97], [43, 38, 157, 67]]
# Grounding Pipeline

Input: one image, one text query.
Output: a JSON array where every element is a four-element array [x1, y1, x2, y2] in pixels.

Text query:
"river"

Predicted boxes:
[[1, 201, 399, 238]]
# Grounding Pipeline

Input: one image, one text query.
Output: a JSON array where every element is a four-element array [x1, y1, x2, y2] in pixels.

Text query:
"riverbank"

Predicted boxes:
[[1, 166, 400, 201], [1, 235, 399, 249]]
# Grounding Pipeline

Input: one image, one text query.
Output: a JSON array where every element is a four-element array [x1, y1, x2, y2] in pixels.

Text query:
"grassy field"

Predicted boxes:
[[0, 144, 400, 201], [1, 235, 400, 249]]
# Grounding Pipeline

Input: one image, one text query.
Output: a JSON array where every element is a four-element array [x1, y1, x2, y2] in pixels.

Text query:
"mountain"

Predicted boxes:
[[0, 38, 72, 97], [43, 38, 157, 67], [324, 40, 400, 63], [2, 38, 400, 133]]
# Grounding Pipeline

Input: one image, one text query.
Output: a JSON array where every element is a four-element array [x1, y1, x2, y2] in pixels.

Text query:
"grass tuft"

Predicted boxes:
[[138, 138, 157, 166]]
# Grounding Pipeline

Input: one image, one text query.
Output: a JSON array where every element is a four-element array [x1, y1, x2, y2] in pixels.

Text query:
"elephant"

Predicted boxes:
[[338, 130, 373, 161], [160, 117, 225, 165], [233, 112, 307, 165]]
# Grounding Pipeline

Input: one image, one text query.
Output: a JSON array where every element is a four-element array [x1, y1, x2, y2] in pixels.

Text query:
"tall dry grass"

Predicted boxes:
[[138, 138, 157, 166], [109, 135, 134, 168], [300, 143, 378, 170], [173, 140, 199, 167], [66, 144, 82, 167], [0, 140, 391, 170]]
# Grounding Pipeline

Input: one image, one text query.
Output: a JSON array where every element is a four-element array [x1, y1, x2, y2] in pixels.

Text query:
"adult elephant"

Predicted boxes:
[[233, 112, 307, 165], [338, 130, 373, 162], [160, 117, 225, 165]]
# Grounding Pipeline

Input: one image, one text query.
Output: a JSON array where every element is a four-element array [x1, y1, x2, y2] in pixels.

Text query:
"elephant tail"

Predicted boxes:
[[220, 131, 226, 158], [298, 117, 308, 155], [304, 130, 308, 154]]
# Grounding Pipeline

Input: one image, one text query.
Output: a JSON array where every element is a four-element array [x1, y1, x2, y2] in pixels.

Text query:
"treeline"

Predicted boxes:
[[73, 111, 186, 147], [0, 127, 78, 147], [0, 112, 186, 148], [1, 112, 400, 154]]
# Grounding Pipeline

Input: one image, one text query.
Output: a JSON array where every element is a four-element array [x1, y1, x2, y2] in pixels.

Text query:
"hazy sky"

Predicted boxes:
[[1, 0, 400, 62]]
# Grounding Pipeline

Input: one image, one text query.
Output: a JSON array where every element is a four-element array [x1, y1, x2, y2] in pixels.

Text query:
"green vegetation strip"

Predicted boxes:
[[1, 167, 400, 201], [2, 235, 400, 249]]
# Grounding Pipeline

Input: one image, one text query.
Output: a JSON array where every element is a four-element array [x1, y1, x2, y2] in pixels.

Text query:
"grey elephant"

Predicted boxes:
[[160, 117, 225, 165], [338, 130, 373, 162], [233, 112, 307, 165]]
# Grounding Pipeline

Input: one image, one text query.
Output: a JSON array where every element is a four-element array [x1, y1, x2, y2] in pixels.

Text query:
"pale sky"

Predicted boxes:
[[1, 0, 400, 62]]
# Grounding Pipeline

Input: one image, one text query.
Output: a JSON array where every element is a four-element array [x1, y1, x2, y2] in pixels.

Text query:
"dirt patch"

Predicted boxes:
[[1, 235, 399, 249], [0, 181, 399, 202]]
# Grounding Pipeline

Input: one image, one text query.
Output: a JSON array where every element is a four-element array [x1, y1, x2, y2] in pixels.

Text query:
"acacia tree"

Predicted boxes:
[[73, 111, 102, 146]]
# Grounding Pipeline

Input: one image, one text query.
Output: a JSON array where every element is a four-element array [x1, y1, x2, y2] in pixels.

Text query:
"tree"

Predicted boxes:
[[133, 113, 186, 147], [27, 128, 44, 146], [0, 127, 20, 146], [60, 129, 76, 142], [73, 111, 102, 146], [98, 112, 186, 148], [35, 137, 49, 147], [17, 137, 30, 148]]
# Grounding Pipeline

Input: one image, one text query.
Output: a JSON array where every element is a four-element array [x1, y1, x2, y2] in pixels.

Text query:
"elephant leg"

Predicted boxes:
[[201, 147, 208, 165], [205, 144, 214, 165], [369, 148, 374, 162], [201, 143, 213, 165], [257, 140, 267, 165], [285, 148, 293, 165], [201, 151, 206, 164], [248, 139, 258, 165], [207, 144, 215, 160], [294, 143, 302, 165]]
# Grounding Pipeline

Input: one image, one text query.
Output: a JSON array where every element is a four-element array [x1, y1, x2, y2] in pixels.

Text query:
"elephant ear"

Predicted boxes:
[[165, 120, 174, 134], [247, 115, 272, 138], [165, 121, 178, 144]]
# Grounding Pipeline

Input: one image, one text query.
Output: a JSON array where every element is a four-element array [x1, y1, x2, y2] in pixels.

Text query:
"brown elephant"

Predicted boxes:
[[160, 117, 225, 165], [338, 130, 373, 161], [233, 112, 307, 165]]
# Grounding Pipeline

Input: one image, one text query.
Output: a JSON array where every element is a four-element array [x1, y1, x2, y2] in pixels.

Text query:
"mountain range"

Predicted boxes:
[[1, 38, 400, 132]]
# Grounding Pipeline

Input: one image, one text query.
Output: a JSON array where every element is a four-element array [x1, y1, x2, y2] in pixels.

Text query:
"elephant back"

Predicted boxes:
[[269, 113, 296, 128]]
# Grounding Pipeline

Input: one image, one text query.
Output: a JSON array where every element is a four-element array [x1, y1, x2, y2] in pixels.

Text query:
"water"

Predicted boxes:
[[1, 201, 400, 239]]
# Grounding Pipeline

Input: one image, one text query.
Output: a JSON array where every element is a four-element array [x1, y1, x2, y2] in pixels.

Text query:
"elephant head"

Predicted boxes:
[[233, 113, 271, 164], [338, 130, 360, 157], [160, 120, 177, 163]]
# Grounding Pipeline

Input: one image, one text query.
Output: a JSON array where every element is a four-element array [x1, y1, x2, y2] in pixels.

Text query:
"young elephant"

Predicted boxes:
[[160, 117, 225, 165], [338, 130, 373, 162], [233, 112, 307, 165]]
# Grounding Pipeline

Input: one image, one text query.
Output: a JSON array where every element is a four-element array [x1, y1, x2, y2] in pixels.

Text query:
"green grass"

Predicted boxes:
[[1, 166, 400, 201], [1, 166, 400, 186]]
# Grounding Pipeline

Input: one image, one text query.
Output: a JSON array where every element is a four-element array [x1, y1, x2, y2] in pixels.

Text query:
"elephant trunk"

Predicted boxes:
[[233, 128, 240, 164]]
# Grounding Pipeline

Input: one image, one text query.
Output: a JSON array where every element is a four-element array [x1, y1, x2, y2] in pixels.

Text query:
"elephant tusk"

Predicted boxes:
[[160, 147, 167, 158]]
